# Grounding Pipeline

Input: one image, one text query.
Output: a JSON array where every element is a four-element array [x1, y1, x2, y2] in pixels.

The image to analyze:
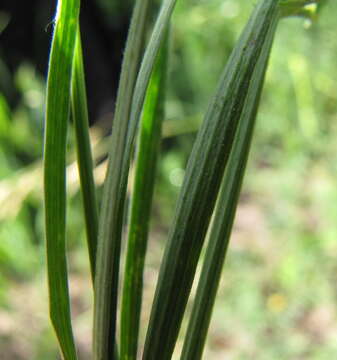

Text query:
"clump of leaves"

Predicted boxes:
[[43, 0, 323, 359]]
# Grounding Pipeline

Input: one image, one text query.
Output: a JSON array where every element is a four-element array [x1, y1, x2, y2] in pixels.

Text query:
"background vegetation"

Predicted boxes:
[[0, 0, 336, 359]]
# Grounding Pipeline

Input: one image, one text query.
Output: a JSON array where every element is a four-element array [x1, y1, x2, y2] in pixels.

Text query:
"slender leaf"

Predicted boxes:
[[120, 32, 169, 360], [125, 0, 178, 154], [180, 13, 279, 360], [142, 1, 280, 359], [93, 0, 181, 356], [93, 0, 152, 358], [44, 0, 80, 359], [71, 28, 98, 281]]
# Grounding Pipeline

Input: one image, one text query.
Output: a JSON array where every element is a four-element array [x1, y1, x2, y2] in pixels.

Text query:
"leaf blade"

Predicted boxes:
[[44, 0, 80, 359], [142, 1, 280, 359], [71, 28, 98, 281], [93, 0, 180, 357], [93, 0, 152, 358], [120, 32, 169, 360], [180, 12, 280, 360]]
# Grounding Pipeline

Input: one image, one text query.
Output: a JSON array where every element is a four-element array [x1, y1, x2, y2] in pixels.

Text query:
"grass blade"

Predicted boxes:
[[93, 0, 152, 358], [125, 0, 178, 154], [93, 0, 179, 351], [180, 13, 279, 360], [142, 1, 280, 359], [44, 0, 80, 359], [93, 0, 181, 355], [120, 32, 169, 360], [71, 28, 98, 281]]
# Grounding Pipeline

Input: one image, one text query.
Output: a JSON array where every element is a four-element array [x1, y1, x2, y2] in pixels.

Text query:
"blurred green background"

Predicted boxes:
[[0, 0, 337, 359]]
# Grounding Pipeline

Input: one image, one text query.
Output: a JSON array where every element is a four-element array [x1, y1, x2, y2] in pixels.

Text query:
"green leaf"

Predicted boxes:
[[180, 13, 279, 360], [71, 28, 98, 282], [120, 32, 169, 360], [93, 0, 152, 358], [125, 0, 178, 154], [142, 1, 280, 359], [44, 0, 80, 359]]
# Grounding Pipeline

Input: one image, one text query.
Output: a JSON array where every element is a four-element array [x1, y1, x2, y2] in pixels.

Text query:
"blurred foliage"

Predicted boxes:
[[0, 0, 336, 359]]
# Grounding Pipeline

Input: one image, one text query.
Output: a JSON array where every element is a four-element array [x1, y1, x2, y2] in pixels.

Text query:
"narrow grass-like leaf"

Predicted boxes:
[[120, 32, 169, 360], [93, 0, 152, 358], [180, 14, 279, 360], [44, 0, 80, 359], [125, 0, 178, 154], [142, 1, 280, 359], [71, 28, 98, 281], [94, 0, 180, 352]]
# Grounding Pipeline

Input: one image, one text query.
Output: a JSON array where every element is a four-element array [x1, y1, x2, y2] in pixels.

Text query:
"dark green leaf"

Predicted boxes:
[[71, 28, 98, 282], [44, 0, 80, 359], [93, 0, 152, 358], [180, 12, 279, 360], [142, 1, 280, 359], [120, 32, 169, 360]]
